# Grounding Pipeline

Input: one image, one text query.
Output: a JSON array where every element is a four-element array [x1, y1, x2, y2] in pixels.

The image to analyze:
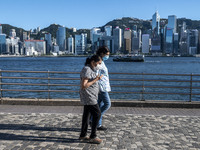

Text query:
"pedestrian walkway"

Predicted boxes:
[[0, 105, 200, 149]]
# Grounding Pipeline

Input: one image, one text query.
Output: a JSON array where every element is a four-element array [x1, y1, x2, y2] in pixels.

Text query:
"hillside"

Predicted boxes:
[[1, 17, 200, 41]]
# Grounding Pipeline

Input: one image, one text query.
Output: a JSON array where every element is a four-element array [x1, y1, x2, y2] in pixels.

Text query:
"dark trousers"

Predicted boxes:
[[80, 104, 101, 139]]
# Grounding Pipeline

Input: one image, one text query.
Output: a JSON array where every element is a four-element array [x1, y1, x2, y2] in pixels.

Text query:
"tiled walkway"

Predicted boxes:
[[0, 105, 200, 150]]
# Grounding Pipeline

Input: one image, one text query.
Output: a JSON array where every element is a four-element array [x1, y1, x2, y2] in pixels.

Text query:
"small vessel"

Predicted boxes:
[[113, 54, 145, 62]]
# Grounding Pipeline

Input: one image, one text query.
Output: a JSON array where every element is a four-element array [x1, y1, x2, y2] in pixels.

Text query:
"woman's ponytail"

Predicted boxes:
[[85, 57, 91, 66]]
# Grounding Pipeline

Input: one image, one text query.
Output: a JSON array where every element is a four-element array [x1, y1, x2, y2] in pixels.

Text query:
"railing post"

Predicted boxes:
[[141, 72, 145, 101], [48, 70, 50, 99], [189, 73, 193, 102], [0, 69, 2, 103]]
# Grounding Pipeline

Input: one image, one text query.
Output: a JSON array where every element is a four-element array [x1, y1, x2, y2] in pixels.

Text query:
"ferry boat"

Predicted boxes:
[[113, 54, 145, 62]]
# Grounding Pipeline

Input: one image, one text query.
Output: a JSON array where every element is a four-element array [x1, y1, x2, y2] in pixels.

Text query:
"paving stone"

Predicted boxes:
[[0, 107, 199, 149]]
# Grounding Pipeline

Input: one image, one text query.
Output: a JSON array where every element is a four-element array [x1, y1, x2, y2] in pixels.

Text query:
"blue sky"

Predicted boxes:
[[0, 0, 199, 30]]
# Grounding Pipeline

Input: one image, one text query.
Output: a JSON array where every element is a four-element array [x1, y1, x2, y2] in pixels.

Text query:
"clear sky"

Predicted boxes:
[[0, 0, 199, 30]]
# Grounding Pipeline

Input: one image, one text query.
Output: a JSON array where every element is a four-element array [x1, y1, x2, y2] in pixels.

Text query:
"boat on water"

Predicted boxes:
[[113, 54, 145, 62]]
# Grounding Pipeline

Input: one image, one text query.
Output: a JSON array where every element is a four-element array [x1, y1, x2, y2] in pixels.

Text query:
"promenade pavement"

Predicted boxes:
[[0, 105, 200, 150]]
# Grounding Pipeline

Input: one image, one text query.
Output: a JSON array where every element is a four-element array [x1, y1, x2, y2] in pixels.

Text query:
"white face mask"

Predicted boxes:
[[94, 64, 100, 71]]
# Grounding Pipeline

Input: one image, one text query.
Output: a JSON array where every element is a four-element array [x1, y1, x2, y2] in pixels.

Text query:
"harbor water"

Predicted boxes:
[[0, 56, 200, 101]]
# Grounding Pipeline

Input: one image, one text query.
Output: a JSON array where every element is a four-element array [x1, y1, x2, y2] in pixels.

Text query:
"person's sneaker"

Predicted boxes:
[[79, 136, 89, 141], [89, 137, 102, 144], [97, 126, 107, 131]]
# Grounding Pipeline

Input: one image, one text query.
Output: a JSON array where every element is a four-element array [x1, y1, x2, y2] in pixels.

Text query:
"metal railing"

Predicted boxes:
[[0, 70, 200, 102]]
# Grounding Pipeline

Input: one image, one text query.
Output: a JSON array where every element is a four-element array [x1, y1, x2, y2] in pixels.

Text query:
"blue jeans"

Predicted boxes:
[[97, 91, 111, 127]]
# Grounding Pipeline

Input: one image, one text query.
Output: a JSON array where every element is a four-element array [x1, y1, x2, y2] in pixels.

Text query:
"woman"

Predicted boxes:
[[79, 55, 103, 144], [96, 46, 111, 131]]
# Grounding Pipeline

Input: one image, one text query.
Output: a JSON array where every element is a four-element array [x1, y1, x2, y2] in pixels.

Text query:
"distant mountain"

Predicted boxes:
[[1, 17, 200, 40], [101, 17, 151, 33], [1, 24, 26, 38]]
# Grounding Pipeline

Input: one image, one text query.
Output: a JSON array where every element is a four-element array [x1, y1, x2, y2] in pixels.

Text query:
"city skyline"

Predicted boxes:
[[0, 0, 200, 30]]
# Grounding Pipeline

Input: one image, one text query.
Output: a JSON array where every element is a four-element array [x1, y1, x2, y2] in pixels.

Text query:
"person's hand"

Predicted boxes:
[[96, 74, 103, 80]]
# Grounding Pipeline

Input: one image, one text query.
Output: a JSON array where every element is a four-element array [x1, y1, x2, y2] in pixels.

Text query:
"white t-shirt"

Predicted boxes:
[[97, 61, 111, 92]]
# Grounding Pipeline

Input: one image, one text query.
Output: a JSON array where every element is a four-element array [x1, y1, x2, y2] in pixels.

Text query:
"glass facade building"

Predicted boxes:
[[0, 34, 6, 54], [152, 11, 160, 35], [45, 33, 52, 54], [56, 26, 66, 51], [165, 15, 177, 54], [113, 27, 122, 53], [0, 25, 2, 34], [68, 35, 74, 54], [75, 33, 87, 55]]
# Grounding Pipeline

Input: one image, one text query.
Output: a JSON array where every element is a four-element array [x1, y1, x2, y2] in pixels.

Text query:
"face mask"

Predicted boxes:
[[103, 55, 109, 61], [94, 64, 100, 71]]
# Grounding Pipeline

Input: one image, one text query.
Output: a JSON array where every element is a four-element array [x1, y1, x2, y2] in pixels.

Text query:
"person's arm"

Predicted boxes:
[[81, 75, 103, 89]]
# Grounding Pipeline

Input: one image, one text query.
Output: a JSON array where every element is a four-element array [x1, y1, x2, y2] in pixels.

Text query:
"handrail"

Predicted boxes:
[[2, 70, 200, 76], [0, 70, 199, 102]]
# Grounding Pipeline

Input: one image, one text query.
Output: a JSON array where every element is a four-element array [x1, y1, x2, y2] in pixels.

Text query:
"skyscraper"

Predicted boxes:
[[45, 33, 52, 55], [152, 11, 160, 35], [90, 27, 101, 52], [151, 11, 161, 53], [165, 15, 177, 54], [90, 27, 101, 44], [0, 34, 6, 54], [142, 34, 150, 54], [179, 22, 188, 55], [75, 33, 87, 55], [187, 29, 199, 55], [56, 26, 66, 51], [173, 33, 179, 54], [124, 28, 132, 54], [68, 35, 74, 54], [104, 25, 112, 36], [10, 29, 16, 38], [0, 25, 2, 34], [113, 26, 122, 53], [104, 25, 112, 51]]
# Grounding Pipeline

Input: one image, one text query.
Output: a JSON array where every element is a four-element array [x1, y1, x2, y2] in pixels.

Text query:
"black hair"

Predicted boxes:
[[85, 55, 101, 66], [96, 46, 110, 58]]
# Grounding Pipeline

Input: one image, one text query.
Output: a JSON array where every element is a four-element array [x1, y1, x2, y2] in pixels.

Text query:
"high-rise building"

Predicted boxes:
[[56, 26, 66, 51], [133, 25, 137, 32], [167, 15, 177, 33], [132, 37, 139, 54], [142, 34, 150, 54], [90, 27, 101, 52], [187, 29, 199, 55], [6, 37, 20, 54], [124, 28, 132, 54], [151, 11, 161, 53], [138, 29, 142, 49], [0, 34, 6, 54], [152, 11, 160, 35], [24, 40, 46, 55], [165, 15, 177, 54], [104, 25, 112, 51], [179, 22, 188, 55], [10, 29, 16, 38], [113, 26, 122, 53], [45, 33, 52, 55], [75, 33, 87, 55], [90, 27, 101, 44], [68, 35, 74, 54], [0, 25, 2, 34], [104, 25, 112, 36], [173, 33, 179, 54], [22, 32, 28, 41]]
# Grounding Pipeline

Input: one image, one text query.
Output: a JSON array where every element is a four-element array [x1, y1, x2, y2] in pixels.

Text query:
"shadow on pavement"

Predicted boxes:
[[0, 124, 81, 132], [0, 133, 82, 143]]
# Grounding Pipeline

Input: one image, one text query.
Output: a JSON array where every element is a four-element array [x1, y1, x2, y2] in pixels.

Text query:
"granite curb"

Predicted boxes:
[[1, 98, 200, 108]]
